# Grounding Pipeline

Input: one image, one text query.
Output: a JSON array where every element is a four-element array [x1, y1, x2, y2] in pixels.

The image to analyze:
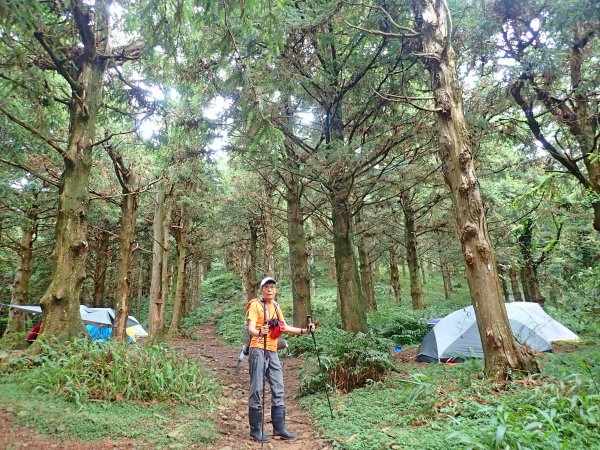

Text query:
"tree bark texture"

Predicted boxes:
[[159, 195, 173, 332], [509, 267, 523, 301], [4, 205, 37, 336], [438, 235, 452, 300], [517, 217, 545, 304], [112, 170, 139, 341], [356, 212, 376, 311], [390, 245, 402, 305], [331, 192, 368, 332], [286, 176, 312, 328], [411, 0, 539, 379], [242, 219, 260, 300], [148, 188, 166, 341], [92, 227, 110, 308], [400, 190, 424, 309], [169, 203, 190, 334], [497, 264, 510, 303]]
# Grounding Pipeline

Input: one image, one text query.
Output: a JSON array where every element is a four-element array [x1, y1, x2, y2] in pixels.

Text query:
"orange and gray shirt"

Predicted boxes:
[[247, 298, 285, 352]]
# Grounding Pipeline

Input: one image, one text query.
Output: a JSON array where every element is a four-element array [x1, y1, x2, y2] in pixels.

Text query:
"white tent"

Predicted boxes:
[[417, 302, 579, 362]]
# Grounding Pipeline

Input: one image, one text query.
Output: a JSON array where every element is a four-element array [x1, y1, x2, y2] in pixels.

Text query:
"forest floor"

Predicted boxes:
[[0, 319, 331, 449]]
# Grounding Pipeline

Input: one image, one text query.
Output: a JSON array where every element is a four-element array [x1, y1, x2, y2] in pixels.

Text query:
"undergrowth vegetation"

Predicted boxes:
[[0, 338, 221, 447], [4, 338, 219, 405]]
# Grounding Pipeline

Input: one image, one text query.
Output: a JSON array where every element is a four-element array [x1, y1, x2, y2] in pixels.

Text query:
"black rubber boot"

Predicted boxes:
[[249, 408, 270, 442], [272, 405, 298, 440]]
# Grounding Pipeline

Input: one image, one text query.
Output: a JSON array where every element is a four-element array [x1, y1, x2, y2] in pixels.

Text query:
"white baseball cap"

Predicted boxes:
[[260, 277, 277, 288]]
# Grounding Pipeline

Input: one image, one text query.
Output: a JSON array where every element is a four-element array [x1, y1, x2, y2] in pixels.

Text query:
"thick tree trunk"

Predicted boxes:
[[4, 205, 37, 336], [390, 245, 402, 305], [330, 192, 367, 332], [112, 172, 139, 341], [411, 0, 539, 379], [401, 190, 424, 309], [509, 267, 523, 301], [148, 188, 165, 341], [356, 212, 377, 312], [36, 3, 110, 343], [92, 228, 110, 308], [169, 204, 190, 334], [286, 177, 311, 328]]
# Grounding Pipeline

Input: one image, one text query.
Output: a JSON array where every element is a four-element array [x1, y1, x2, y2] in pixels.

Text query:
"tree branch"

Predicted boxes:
[[0, 104, 67, 158]]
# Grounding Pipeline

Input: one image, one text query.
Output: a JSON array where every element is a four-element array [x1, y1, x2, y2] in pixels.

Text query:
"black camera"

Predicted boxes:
[[267, 318, 281, 329]]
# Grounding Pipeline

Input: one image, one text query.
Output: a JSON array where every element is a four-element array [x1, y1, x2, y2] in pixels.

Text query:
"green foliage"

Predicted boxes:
[[0, 331, 28, 351], [450, 371, 599, 450], [215, 297, 246, 345], [294, 328, 397, 395], [3, 338, 220, 406], [368, 309, 430, 346]]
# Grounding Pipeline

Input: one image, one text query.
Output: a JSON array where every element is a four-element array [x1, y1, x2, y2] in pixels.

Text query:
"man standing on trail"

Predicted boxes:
[[246, 276, 316, 442]]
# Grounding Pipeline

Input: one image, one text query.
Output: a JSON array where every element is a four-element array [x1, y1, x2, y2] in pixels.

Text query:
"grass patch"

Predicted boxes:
[[0, 381, 218, 447]]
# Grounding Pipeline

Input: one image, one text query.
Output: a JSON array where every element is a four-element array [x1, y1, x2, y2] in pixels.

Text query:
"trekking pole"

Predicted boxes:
[[307, 315, 334, 419], [261, 327, 267, 448]]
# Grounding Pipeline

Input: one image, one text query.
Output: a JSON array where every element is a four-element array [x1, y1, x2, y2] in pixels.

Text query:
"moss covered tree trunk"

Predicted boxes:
[[4, 202, 37, 336], [401, 190, 424, 309], [411, 0, 540, 379], [169, 203, 190, 335], [112, 167, 139, 341], [509, 267, 523, 301], [92, 227, 110, 308], [356, 212, 376, 312], [390, 245, 402, 305], [37, 3, 110, 342], [438, 235, 452, 300], [331, 191, 367, 332]]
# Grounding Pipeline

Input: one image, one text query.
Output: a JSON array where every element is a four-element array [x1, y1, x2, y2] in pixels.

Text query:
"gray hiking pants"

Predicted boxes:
[[248, 347, 285, 409]]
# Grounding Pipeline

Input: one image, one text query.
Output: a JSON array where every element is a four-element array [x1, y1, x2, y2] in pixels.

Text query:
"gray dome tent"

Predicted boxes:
[[416, 302, 579, 363]]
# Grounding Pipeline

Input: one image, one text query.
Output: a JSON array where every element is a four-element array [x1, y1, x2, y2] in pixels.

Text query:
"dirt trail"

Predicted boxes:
[[0, 320, 331, 449], [172, 320, 330, 450]]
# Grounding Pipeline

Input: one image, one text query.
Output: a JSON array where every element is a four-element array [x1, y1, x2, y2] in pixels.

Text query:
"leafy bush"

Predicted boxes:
[[368, 309, 430, 346], [3, 338, 220, 406], [295, 328, 397, 394]]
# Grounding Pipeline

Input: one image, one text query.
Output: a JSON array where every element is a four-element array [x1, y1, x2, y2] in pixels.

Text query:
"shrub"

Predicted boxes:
[[3, 338, 220, 406], [295, 328, 397, 395]]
